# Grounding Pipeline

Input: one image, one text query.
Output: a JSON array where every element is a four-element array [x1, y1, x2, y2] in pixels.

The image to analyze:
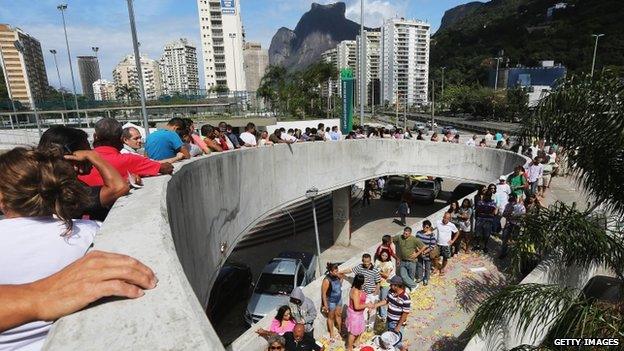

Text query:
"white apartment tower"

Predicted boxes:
[[336, 40, 357, 72], [320, 48, 338, 98], [381, 18, 430, 106], [92, 79, 116, 101], [356, 29, 381, 107], [197, 0, 246, 92], [160, 38, 199, 95], [113, 54, 163, 101]]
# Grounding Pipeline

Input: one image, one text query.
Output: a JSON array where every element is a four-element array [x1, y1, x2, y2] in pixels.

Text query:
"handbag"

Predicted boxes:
[[428, 245, 440, 259]]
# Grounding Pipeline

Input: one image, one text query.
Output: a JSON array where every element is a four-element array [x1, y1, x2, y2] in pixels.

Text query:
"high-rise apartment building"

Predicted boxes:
[[381, 18, 430, 106], [92, 79, 116, 101], [77, 56, 101, 100], [336, 40, 357, 72], [356, 29, 381, 107], [0, 24, 49, 106], [113, 54, 162, 101], [321, 47, 338, 97], [160, 38, 199, 95], [197, 0, 246, 92], [242, 42, 268, 93]]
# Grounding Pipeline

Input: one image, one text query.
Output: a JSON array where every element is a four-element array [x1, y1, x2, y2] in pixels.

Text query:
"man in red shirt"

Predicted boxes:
[[79, 118, 173, 187]]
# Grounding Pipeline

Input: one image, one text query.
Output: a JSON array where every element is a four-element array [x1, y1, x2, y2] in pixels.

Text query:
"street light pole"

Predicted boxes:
[[306, 188, 323, 279], [91, 46, 99, 59], [57, 4, 81, 126], [50, 49, 68, 111], [229, 33, 239, 114], [591, 34, 605, 78], [431, 79, 435, 129], [126, 0, 150, 136], [14, 40, 42, 137], [0, 43, 16, 129], [359, 0, 365, 127], [441, 67, 446, 102], [493, 57, 502, 90]]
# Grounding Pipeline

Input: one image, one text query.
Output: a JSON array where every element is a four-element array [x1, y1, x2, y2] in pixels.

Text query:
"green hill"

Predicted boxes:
[[431, 0, 624, 85]]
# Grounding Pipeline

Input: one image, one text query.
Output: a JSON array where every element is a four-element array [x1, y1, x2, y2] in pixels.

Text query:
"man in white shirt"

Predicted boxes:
[[525, 157, 544, 196], [435, 212, 458, 275], [281, 128, 299, 143], [495, 176, 512, 208], [484, 130, 494, 142], [239, 122, 258, 147], [465, 135, 477, 147]]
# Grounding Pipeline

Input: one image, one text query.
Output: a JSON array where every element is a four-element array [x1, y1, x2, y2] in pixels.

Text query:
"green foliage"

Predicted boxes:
[[431, 0, 624, 84], [115, 84, 139, 102], [441, 85, 521, 121], [258, 61, 338, 119]]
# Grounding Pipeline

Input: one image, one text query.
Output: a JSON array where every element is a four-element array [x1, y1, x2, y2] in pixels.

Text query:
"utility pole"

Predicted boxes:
[[591, 34, 605, 78], [126, 0, 150, 136], [431, 80, 435, 129], [371, 79, 375, 116], [50, 49, 68, 111], [441, 67, 446, 102], [359, 0, 365, 126], [403, 95, 407, 129], [229, 33, 239, 114], [57, 3, 81, 126], [493, 57, 502, 90], [395, 92, 399, 126]]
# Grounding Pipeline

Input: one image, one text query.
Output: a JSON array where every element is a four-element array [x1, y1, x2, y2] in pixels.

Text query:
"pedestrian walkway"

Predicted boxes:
[[314, 175, 583, 351]]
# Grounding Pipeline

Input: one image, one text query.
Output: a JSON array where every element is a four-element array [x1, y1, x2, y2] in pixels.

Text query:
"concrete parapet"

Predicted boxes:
[[43, 139, 525, 350]]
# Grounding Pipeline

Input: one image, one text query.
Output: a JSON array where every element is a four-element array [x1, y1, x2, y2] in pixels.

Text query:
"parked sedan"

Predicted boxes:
[[448, 183, 483, 203], [206, 262, 253, 324], [405, 178, 442, 204], [440, 126, 458, 135], [382, 176, 408, 199]]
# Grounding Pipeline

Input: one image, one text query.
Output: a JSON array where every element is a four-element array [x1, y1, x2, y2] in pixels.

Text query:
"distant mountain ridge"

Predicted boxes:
[[431, 0, 624, 83], [268, 2, 364, 71]]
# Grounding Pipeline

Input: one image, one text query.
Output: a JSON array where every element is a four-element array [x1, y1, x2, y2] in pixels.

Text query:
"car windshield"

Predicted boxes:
[[415, 181, 434, 189], [387, 179, 404, 186], [255, 274, 293, 295]]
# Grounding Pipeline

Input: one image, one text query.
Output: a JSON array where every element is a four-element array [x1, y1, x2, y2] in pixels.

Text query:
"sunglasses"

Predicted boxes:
[[270, 346, 284, 350]]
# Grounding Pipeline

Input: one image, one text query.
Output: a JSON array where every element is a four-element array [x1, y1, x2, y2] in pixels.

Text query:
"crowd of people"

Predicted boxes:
[[0, 114, 560, 350]]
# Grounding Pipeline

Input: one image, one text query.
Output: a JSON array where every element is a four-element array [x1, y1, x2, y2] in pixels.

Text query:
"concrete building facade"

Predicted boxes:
[[77, 56, 101, 100], [113, 54, 162, 101], [92, 79, 116, 101], [381, 18, 430, 106], [321, 47, 338, 97], [160, 38, 199, 95], [356, 29, 381, 107], [0, 24, 49, 106], [197, 0, 246, 92], [242, 42, 268, 93]]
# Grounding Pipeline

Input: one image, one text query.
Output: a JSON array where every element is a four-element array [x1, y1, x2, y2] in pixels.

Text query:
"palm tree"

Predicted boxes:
[[115, 84, 139, 102], [466, 73, 624, 349]]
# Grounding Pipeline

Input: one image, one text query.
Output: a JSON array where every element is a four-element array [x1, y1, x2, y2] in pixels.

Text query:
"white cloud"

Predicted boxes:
[[344, 0, 409, 27]]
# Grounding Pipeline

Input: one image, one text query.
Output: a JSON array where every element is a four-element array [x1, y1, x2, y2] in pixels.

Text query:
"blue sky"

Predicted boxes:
[[0, 0, 473, 92]]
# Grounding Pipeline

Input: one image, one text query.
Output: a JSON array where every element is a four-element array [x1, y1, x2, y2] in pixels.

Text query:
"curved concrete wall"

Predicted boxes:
[[44, 139, 525, 350]]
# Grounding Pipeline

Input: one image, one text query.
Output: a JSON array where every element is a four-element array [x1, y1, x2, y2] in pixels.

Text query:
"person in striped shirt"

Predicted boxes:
[[340, 254, 381, 331], [415, 220, 437, 286], [372, 275, 410, 350]]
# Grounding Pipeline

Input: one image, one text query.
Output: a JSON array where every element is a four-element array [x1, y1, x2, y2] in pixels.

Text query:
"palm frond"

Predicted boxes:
[[467, 284, 577, 340], [508, 202, 624, 280]]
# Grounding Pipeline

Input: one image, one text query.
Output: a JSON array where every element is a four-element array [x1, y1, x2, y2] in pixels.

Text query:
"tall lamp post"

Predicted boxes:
[[229, 33, 239, 113], [57, 3, 81, 126], [306, 187, 323, 279], [0, 43, 16, 129], [359, 0, 365, 127], [430, 79, 435, 130], [440, 67, 446, 102], [126, 0, 150, 136], [91, 46, 99, 58], [591, 34, 605, 78], [14, 40, 42, 137], [493, 57, 502, 90], [49, 49, 67, 111]]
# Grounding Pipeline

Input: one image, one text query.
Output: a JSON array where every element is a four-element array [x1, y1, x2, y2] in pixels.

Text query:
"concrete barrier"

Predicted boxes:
[[43, 139, 525, 350]]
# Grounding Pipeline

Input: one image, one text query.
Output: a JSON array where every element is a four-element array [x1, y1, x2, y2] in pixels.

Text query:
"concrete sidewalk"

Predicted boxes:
[[313, 175, 583, 351]]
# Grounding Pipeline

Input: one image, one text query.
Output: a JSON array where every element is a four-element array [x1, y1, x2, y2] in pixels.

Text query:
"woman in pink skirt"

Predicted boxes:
[[346, 274, 371, 351]]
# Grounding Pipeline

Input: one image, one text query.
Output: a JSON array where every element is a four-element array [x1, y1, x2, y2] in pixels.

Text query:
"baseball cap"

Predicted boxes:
[[499, 175, 506, 181], [388, 276, 404, 285]]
